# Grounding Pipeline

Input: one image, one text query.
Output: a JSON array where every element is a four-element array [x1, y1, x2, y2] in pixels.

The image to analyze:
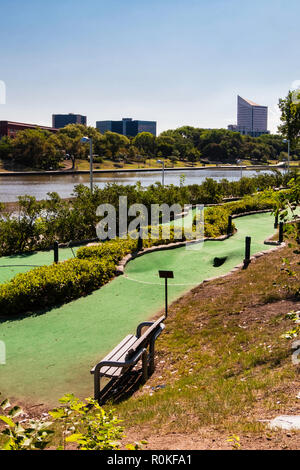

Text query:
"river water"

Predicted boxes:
[[0, 168, 281, 202]]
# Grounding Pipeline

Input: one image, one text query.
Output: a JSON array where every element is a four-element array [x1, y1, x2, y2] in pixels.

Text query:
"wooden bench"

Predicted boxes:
[[91, 315, 166, 403]]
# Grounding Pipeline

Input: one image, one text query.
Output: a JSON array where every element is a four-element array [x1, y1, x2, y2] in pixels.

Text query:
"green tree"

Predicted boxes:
[[0, 136, 13, 160], [101, 132, 130, 160], [278, 89, 300, 145], [155, 135, 175, 158], [132, 132, 156, 157], [12, 129, 63, 169], [58, 124, 100, 169]]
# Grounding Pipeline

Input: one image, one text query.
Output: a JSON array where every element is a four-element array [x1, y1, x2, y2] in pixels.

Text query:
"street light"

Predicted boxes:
[[157, 159, 165, 187], [236, 159, 242, 179], [282, 139, 290, 174], [81, 136, 93, 192]]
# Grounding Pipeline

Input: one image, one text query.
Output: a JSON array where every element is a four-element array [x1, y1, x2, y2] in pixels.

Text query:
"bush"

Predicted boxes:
[[1, 173, 293, 257], [77, 238, 138, 263], [0, 193, 278, 317], [224, 193, 276, 214], [204, 206, 231, 238]]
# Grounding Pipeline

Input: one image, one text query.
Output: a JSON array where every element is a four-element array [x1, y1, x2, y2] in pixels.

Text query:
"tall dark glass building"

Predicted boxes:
[[228, 96, 269, 137], [96, 118, 156, 137], [52, 114, 87, 129]]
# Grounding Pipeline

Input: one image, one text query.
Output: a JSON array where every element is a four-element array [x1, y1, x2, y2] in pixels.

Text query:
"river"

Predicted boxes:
[[0, 167, 282, 202]]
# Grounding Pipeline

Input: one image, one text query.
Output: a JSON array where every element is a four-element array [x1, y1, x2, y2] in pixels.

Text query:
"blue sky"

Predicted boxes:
[[0, 0, 299, 133]]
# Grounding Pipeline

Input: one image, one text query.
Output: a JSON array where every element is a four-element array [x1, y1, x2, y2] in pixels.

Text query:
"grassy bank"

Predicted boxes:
[[114, 237, 300, 449], [1, 157, 299, 174]]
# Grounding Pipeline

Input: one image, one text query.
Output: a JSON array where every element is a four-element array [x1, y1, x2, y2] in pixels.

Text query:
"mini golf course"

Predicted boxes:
[[0, 246, 80, 284], [0, 212, 279, 406]]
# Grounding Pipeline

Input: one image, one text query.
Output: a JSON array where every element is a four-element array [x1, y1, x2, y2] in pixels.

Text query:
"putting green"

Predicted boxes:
[[0, 212, 278, 405], [0, 247, 79, 284]]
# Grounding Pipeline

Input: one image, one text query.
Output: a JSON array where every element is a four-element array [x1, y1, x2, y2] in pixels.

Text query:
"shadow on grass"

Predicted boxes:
[[98, 369, 146, 406], [0, 289, 96, 324]]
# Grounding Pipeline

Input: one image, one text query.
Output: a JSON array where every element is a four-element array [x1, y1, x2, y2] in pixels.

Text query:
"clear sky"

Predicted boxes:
[[0, 0, 299, 134]]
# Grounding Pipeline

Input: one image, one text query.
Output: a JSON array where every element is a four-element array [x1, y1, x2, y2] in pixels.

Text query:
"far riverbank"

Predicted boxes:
[[0, 163, 288, 177]]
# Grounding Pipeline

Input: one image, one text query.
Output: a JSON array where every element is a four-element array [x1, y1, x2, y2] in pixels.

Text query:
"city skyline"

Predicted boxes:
[[0, 0, 299, 134]]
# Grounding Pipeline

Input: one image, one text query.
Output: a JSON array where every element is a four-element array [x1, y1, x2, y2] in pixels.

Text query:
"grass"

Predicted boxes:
[[113, 236, 300, 441], [3, 157, 298, 174], [0, 235, 299, 450], [73, 158, 201, 171]]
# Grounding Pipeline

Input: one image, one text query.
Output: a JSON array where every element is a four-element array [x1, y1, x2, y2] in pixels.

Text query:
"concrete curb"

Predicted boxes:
[[114, 209, 283, 278]]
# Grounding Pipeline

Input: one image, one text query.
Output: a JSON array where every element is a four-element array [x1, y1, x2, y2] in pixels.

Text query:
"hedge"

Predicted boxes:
[[0, 258, 115, 317], [195, 194, 276, 238], [0, 194, 277, 317]]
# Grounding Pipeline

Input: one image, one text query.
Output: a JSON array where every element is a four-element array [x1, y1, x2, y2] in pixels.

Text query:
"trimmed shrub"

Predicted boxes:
[[0, 258, 115, 317], [204, 206, 230, 238], [77, 238, 138, 263], [224, 194, 276, 214], [0, 193, 278, 317]]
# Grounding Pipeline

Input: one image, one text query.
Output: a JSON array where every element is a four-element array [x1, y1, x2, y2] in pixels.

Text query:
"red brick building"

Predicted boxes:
[[0, 121, 58, 139]]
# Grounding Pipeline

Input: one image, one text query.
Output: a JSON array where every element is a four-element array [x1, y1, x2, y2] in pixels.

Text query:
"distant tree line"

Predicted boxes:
[[0, 87, 299, 170]]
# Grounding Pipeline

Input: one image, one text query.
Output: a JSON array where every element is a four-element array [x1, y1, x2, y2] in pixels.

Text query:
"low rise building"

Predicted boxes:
[[0, 121, 58, 139]]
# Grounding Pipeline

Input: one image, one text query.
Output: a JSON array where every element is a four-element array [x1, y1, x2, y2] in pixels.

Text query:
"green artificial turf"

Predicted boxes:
[[0, 247, 79, 284], [0, 212, 278, 405]]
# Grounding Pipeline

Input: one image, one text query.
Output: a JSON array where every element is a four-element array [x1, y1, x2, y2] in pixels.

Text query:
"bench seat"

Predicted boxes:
[[91, 334, 137, 378]]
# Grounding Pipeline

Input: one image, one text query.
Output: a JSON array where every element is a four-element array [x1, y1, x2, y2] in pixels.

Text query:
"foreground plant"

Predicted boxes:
[[0, 393, 143, 451], [49, 394, 125, 451]]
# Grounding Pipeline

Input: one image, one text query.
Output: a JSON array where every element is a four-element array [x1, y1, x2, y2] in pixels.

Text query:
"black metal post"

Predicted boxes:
[[137, 235, 143, 251], [165, 278, 168, 318], [243, 236, 251, 269], [159, 270, 174, 319], [54, 241, 59, 264], [228, 215, 233, 235], [274, 214, 278, 229], [279, 222, 284, 244]]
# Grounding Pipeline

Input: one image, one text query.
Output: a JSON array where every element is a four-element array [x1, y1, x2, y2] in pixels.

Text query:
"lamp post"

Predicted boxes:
[[81, 136, 93, 192], [157, 159, 165, 187], [159, 270, 174, 319], [282, 139, 290, 174], [236, 159, 242, 179]]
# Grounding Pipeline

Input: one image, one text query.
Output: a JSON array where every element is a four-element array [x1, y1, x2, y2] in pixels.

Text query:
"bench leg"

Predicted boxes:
[[94, 368, 101, 402], [141, 350, 148, 384]]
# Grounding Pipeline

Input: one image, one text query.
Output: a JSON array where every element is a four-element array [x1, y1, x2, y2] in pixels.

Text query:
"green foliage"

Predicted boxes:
[[1, 121, 298, 170], [49, 394, 124, 451], [193, 193, 277, 238], [203, 206, 230, 238], [0, 190, 280, 317], [132, 132, 156, 157], [12, 128, 64, 170], [282, 311, 300, 339], [0, 393, 142, 451], [278, 89, 300, 145], [224, 193, 277, 214], [271, 175, 300, 225], [0, 173, 293, 257], [77, 238, 138, 263]]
